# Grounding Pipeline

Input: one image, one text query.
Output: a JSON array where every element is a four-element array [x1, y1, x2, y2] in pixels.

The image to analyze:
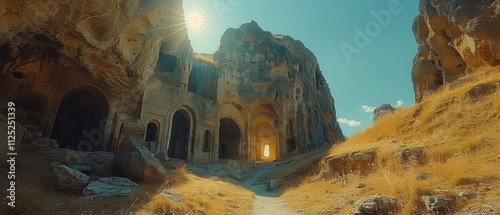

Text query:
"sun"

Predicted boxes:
[[185, 8, 207, 33]]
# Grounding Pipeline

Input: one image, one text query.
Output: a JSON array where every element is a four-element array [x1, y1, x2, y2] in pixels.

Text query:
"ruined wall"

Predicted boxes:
[[212, 21, 344, 155], [412, 0, 500, 101], [0, 0, 192, 150]]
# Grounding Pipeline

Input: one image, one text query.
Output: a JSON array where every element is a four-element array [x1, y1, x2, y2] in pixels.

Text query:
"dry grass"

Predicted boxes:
[[137, 166, 254, 215], [283, 67, 500, 214]]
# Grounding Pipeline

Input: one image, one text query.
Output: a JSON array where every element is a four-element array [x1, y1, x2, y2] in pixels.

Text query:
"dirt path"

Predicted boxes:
[[242, 163, 300, 215]]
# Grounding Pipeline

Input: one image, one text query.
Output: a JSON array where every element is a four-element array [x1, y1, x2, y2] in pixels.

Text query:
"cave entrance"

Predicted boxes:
[[218, 118, 242, 159], [168, 111, 190, 159], [51, 88, 108, 151]]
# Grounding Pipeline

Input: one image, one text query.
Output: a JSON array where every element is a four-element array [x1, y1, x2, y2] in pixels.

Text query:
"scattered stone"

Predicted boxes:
[[68, 165, 93, 174], [268, 179, 283, 190], [416, 172, 429, 180], [116, 136, 167, 182], [373, 104, 395, 120], [355, 183, 366, 189], [159, 189, 183, 202], [467, 202, 500, 215], [352, 193, 399, 215], [421, 195, 455, 214], [82, 177, 138, 197], [458, 190, 476, 199], [53, 164, 89, 193]]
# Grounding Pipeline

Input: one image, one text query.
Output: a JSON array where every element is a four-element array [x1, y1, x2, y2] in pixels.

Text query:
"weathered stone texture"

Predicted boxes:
[[412, 0, 500, 101], [213, 21, 344, 152]]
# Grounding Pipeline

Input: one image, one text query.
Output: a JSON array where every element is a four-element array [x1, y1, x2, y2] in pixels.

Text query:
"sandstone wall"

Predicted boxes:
[[212, 21, 344, 153], [412, 0, 500, 101], [0, 0, 192, 149]]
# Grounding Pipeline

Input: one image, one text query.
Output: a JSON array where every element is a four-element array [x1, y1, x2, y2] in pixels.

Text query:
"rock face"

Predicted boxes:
[[1, 2, 344, 164], [116, 136, 167, 182], [213, 21, 344, 152], [0, 0, 192, 150], [412, 0, 500, 101]]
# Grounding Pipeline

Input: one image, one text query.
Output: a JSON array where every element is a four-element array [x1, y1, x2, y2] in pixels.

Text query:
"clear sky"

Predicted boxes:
[[182, 0, 420, 136]]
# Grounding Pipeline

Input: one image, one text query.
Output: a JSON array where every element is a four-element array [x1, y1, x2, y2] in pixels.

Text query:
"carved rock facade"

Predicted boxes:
[[1, 1, 343, 163]]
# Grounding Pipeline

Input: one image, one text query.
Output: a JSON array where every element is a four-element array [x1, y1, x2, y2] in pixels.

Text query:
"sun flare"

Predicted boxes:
[[185, 9, 207, 32]]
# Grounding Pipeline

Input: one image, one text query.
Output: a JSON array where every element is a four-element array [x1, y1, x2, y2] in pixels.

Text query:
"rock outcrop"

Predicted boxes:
[[212, 21, 344, 152], [412, 0, 500, 101], [373, 104, 394, 121]]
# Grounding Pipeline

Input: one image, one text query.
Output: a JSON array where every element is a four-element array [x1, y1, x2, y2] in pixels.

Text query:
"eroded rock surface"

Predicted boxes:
[[213, 21, 344, 152], [412, 0, 500, 101]]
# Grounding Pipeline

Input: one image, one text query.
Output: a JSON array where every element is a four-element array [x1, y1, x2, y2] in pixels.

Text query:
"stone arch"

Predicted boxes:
[[145, 120, 160, 143], [167, 108, 194, 160], [218, 117, 242, 159], [202, 129, 212, 152], [250, 105, 279, 161], [50, 86, 109, 151]]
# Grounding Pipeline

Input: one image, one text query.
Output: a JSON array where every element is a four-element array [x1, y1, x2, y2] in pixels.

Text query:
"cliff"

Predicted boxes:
[[0, 0, 192, 116], [213, 21, 344, 152], [412, 0, 500, 101]]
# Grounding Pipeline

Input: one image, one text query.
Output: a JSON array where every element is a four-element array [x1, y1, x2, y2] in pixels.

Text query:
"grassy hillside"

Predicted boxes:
[[282, 67, 500, 214]]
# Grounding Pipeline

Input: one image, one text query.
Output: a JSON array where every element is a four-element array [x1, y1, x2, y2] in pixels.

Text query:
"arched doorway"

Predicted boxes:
[[218, 118, 241, 159], [50, 88, 108, 151], [145, 121, 159, 142], [168, 111, 190, 159]]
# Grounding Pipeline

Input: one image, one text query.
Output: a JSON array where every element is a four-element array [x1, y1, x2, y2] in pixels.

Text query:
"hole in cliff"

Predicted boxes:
[[12, 71, 24, 79], [433, 72, 444, 87], [157, 54, 178, 73], [51, 88, 109, 151], [168, 111, 190, 160], [218, 118, 241, 159]]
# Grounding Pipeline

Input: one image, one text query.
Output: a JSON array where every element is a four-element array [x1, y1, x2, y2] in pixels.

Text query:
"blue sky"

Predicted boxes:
[[182, 0, 420, 136]]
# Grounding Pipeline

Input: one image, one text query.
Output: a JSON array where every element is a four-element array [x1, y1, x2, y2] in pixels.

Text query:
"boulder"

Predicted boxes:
[[116, 136, 167, 182], [352, 194, 399, 215], [421, 195, 455, 214], [53, 164, 90, 193], [82, 177, 138, 197], [158, 189, 183, 202], [268, 179, 283, 190], [373, 104, 395, 120]]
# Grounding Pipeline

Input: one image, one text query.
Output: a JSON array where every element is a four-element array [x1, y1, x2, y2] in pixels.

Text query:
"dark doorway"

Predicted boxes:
[[145, 121, 159, 142], [51, 89, 108, 151], [168, 111, 190, 159], [218, 118, 241, 159]]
